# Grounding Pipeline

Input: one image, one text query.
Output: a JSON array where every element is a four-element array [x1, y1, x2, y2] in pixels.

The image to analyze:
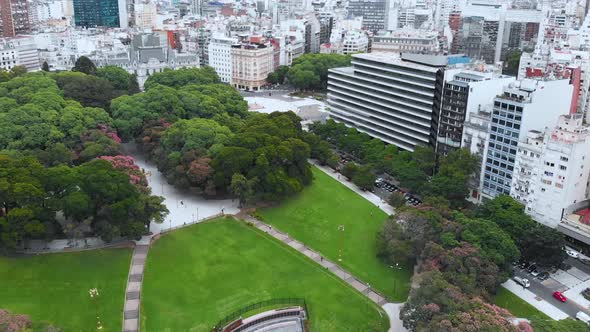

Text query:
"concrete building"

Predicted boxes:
[[327, 53, 446, 151], [0, 0, 30, 37], [434, 0, 459, 32], [347, 0, 388, 32], [231, 43, 273, 91], [209, 35, 236, 83], [511, 113, 590, 228], [0, 36, 39, 71], [371, 29, 439, 54], [436, 67, 515, 155], [73, 0, 127, 28], [480, 79, 575, 200], [134, 2, 157, 29]]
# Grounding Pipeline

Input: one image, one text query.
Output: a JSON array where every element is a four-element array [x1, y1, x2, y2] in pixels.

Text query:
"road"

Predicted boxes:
[[513, 267, 590, 317]]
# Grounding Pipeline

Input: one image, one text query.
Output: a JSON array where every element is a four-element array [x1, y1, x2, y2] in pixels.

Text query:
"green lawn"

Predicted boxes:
[[141, 218, 389, 332], [0, 248, 132, 331], [260, 166, 411, 301], [494, 286, 551, 320]]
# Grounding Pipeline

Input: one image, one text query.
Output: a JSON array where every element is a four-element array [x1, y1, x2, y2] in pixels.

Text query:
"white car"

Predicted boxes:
[[576, 311, 590, 325], [566, 248, 580, 258], [513, 276, 530, 288]]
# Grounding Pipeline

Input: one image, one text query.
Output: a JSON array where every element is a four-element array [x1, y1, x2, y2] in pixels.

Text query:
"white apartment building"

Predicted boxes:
[[209, 35, 236, 83], [231, 43, 273, 91], [479, 79, 574, 200], [371, 29, 439, 54], [0, 36, 40, 72], [134, 2, 157, 30], [511, 113, 590, 228], [434, 0, 459, 32], [327, 53, 446, 151]]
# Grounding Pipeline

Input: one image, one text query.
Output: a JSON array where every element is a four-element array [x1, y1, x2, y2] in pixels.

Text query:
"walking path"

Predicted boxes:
[[310, 160, 395, 216], [123, 238, 150, 332], [240, 214, 388, 306]]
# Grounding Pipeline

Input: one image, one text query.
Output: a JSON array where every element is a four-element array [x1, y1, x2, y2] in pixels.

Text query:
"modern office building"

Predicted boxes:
[[73, 0, 127, 28], [436, 68, 514, 155], [480, 79, 574, 200], [327, 53, 447, 151], [0, 0, 29, 38], [511, 113, 590, 228], [347, 0, 388, 32]]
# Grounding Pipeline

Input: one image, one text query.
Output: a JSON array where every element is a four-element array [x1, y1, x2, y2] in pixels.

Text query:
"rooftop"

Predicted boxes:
[[352, 53, 441, 73]]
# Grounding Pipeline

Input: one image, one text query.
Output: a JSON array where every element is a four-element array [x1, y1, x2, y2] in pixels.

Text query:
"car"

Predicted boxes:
[[576, 311, 590, 325], [519, 261, 530, 269], [537, 272, 550, 281], [553, 291, 567, 302], [526, 264, 537, 273], [531, 268, 540, 277], [580, 258, 590, 266], [566, 248, 580, 258], [513, 276, 530, 288]]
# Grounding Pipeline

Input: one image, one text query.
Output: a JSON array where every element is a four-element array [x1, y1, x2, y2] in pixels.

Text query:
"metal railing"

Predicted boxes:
[[212, 298, 308, 332]]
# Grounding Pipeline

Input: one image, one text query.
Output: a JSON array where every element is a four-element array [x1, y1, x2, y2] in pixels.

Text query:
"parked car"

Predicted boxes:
[[519, 261, 530, 269], [513, 276, 530, 288], [576, 311, 590, 325], [537, 272, 550, 281], [566, 248, 580, 258], [580, 258, 590, 266], [553, 291, 567, 302], [527, 264, 537, 273], [531, 268, 541, 277]]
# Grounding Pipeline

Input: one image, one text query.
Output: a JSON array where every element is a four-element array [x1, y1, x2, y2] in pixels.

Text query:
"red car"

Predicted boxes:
[[553, 291, 567, 302]]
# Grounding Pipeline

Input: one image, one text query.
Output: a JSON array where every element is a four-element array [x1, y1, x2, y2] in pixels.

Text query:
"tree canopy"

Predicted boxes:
[[143, 66, 220, 90], [285, 54, 351, 91]]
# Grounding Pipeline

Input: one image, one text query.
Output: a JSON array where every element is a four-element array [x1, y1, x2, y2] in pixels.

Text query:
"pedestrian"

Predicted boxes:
[[320, 256, 324, 262], [180, 200, 184, 206], [370, 211, 373, 217]]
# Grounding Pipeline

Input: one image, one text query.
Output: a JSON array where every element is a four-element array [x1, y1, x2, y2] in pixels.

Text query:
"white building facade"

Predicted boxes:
[[209, 35, 236, 83]]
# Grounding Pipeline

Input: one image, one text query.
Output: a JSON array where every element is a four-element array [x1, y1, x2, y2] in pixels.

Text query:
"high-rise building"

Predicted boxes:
[[436, 68, 514, 156], [327, 53, 447, 151], [209, 35, 236, 83], [0, 0, 30, 38], [0, 36, 39, 71], [511, 113, 590, 228], [347, 0, 388, 32], [434, 0, 459, 32], [73, 0, 127, 28], [479, 79, 574, 200]]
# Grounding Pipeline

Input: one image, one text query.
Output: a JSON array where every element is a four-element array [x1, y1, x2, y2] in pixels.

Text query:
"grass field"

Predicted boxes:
[[260, 166, 411, 301], [0, 248, 132, 331], [494, 286, 551, 320], [141, 218, 389, 332]]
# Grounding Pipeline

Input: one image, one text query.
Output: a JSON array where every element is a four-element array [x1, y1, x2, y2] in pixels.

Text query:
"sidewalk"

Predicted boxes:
[[240, 214, 388, 306], [311, 160, 395, 216], [502, 280, 569, 320]]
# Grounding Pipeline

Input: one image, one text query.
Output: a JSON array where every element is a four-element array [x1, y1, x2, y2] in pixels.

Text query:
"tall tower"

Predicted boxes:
[[73, 0, 127, 28], [0, 0, 30, 37]]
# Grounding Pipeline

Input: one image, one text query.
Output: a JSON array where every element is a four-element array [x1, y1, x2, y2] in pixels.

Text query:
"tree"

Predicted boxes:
[[72, 56, 97, 75], [42, 61, 50, 72], [286, 54, 352, 91], [519, 225, 567, 269], [504, 49, 522, 76], [377, 218, 415, 265], [97, 66, 131, 91], [341, 162, 358, 180], [128, 74, 140, 94], [143, 66, 220, 90], [230, 173, 257, 208], [352, 165, 375, 191], [388, 192, 406, 208], [52, 72, 115, 109], [412, 145, 436, 176]]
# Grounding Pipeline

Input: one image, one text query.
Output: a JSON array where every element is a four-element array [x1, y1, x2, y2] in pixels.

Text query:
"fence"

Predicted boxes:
[[158, 213, 225, 235], [212, 298, 308, 332]]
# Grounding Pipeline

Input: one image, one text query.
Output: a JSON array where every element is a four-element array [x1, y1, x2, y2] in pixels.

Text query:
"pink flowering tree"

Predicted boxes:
[[99, 155, 149, 192], [0, 309, 32, 332]]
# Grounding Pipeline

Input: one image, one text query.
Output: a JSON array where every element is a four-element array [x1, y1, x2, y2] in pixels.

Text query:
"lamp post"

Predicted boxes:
[[338, 224, 345, 262]]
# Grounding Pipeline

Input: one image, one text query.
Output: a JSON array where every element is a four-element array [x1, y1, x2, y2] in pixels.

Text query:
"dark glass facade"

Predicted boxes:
[[74, 0, 121, 28]]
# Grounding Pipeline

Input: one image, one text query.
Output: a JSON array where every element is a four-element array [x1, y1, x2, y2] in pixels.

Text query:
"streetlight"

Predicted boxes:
[[197, 207, 199, 222], [338, 224, 345, 262]]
